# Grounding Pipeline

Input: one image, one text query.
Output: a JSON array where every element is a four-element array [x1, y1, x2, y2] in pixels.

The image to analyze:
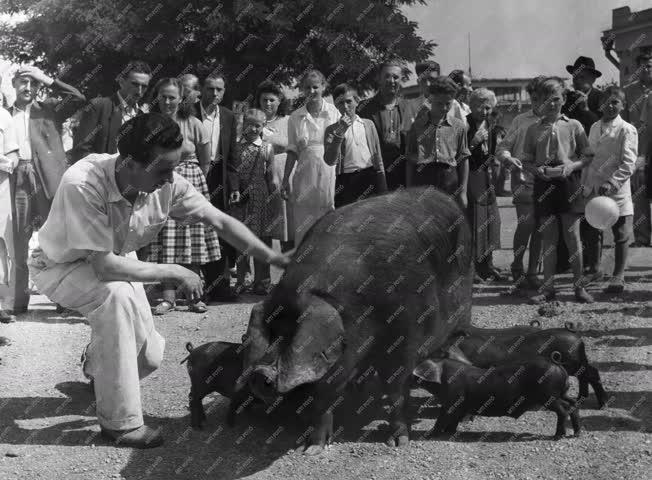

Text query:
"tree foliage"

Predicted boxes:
[[0, 0, 436, 102]]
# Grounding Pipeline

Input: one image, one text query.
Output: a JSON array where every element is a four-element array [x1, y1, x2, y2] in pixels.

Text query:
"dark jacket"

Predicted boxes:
[[72, 93, 133, 163], [20, 79, 85, 199], [562, 88, 602, 129], [193, 102, 238, 209], [358, 94, 407, 168]]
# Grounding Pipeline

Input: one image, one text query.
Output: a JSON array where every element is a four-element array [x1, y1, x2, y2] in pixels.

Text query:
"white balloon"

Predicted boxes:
[[585, 196, 619, 230]]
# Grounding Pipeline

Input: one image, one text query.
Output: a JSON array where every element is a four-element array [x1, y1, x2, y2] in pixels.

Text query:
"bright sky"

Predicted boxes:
[[403, 0, 652, 83]]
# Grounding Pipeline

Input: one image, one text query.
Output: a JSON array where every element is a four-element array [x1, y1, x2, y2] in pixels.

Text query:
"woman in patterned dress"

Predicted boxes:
[[280, 70, 340, 246], [256, 80, 294, 252], [142, 78, 221, 314], [230, 109, 276, 294]]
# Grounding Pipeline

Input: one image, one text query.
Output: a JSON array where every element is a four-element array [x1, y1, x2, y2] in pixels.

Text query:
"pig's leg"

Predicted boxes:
[[548, 399, 569, 439], [189, 386, 206, 429], [382, 372, 411, 447], [302, 381, 340, 455], [585, 365, 607, 409]]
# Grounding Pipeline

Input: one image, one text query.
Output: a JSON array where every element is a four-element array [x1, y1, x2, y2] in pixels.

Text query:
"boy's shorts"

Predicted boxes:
[[533, 171, 583, 218], [611, 215, 633, 245]]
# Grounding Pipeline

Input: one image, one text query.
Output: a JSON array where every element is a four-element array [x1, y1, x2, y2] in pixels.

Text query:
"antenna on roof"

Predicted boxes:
[[468, 32, 472, 78]]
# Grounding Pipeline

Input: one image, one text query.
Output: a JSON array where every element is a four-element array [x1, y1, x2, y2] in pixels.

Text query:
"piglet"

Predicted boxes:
[[181, 341, 259, 429], [413, 351, 581, 439]]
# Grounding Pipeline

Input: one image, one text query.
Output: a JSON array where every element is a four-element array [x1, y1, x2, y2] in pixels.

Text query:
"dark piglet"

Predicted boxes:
[[414, 351, 581, 439], [452, 321, 606, 408], [182, 341, 256, 428]]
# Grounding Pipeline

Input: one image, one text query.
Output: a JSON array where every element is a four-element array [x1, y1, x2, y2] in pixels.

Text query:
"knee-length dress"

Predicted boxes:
[[286, 100, 340, 245], [262, 115, 292, 242], [230, 138, 276, 238], [142, 115, 221, 265], [466, 115, 501, 262]]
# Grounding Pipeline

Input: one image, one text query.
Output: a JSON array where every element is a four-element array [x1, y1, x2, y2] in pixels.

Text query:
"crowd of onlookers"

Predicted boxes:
[[1, 52, 652, 321]]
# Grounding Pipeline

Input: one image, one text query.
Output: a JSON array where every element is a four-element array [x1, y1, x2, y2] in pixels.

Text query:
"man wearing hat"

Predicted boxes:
[[28, 113, 291, 448], [562, 56, 606, 283], [563, 56, 603, 120], [9, 65, 85, 315]]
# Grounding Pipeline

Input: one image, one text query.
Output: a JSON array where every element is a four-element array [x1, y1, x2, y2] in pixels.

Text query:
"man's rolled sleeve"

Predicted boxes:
[[455, 125, 471, 164], [169, 173, 213, 225]]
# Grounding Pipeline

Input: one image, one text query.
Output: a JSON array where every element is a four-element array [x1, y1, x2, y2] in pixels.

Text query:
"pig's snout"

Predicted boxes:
[[249, 365, 279, 403]]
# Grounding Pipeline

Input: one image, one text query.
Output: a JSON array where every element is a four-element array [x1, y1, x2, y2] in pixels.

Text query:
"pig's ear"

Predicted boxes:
[[277, 295, 344, 393], [447, 344, 472, 365], [236, 302, 271, 392], [413, 359, 443, 384]]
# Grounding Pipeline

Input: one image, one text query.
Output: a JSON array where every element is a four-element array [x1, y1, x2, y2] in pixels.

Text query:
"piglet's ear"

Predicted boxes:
[[413, 359, 443, 383]]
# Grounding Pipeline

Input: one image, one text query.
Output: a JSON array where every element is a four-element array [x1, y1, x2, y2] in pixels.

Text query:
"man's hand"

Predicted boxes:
[[598, 181, 616, 196], [269, 251, 293, 268], [535, 166, 551, 181], [170, 265, 203, 300], [561, 161, 576, 177], [229, 191, 241, 204], [636, 155, 646, 171], [336, 113, 353, 135], [507, 156, 523, 170], [281, 179, 291, 201], [16, 65, 53, 86]]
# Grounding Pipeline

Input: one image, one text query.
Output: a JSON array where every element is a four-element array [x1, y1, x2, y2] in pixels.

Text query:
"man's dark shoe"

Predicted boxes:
[[100, 425, 164, 448], [0, 310, 16, 324]]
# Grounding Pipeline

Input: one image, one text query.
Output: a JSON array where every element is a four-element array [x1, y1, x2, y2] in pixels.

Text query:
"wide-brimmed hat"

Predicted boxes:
[[566, 56, 602, 78]]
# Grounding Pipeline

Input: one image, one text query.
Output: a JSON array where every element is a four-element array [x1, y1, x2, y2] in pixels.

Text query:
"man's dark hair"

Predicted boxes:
[[428, 77, 459, 96], [416, 61, 440, 77], [526, 75, 547, 96], [117, 113, 183, 164], [448, 69, 467, 87], [123, 60, 152, 78], [332, 83, 359, 102], [204, 73, 227, 87], [600, 85, 626, 103], [636, 53, 652, 65]]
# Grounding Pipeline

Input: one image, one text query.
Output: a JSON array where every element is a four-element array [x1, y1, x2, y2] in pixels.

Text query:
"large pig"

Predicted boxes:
[[450, 321, 606, 408], [237, 187, 473, 455]]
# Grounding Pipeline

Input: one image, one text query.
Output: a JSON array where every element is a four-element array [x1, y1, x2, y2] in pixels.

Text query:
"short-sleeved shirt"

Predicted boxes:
[[177, 116, 208, 163], [38, 153, 212, 264], [522, 114, 589, 167], [406, 110, 470, 167]]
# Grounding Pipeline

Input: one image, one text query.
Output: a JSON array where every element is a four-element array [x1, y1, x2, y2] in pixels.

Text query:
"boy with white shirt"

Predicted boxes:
[[583, 86, 638, 293], [324, 84, 387, 207]]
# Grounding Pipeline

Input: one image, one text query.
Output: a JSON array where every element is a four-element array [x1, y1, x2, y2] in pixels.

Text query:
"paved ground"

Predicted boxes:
[[0, 197, 651, 479]]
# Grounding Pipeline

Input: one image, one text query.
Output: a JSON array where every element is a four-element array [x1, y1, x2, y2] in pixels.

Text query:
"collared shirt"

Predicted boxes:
[[12, 102, 32, 160], [496, 109, 539, 188], [585, 115, 638, 215], [522, 114, 589, 168], [342, 116, 373, 173], [0, 108, 19, 173], [449, 99, 471, 128], [201, 102, 221, 162], [37, 153, 212, 264], [116, 91, 140, 124], [287, 99, 340, 153], [406, 110, 470, 167], [623, 80, 651, 128]]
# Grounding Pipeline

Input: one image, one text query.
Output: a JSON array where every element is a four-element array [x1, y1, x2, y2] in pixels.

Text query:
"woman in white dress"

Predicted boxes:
[[281, 70, 340, 245]]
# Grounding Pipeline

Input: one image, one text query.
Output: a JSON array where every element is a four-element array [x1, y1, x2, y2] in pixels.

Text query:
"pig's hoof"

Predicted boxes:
[[385, 434, 409, 447], [553, 434, 564, 440], [303, 444, 325, 456]]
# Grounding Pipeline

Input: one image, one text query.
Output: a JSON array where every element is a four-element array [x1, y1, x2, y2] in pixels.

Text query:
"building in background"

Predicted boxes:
[[602, 5, 652, 86], [401, 77, 567, 127]]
